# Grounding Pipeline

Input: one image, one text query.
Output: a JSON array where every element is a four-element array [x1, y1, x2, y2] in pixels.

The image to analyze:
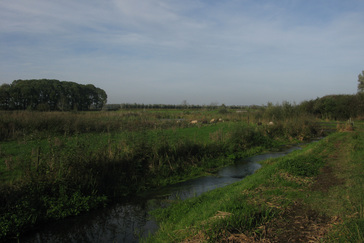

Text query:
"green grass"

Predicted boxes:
[[0, 121, 276, 186], [0, 110, 325, 241], [145, 123, 364, 242], [315, 124, 364, 242], [145, 144, 319, 242]]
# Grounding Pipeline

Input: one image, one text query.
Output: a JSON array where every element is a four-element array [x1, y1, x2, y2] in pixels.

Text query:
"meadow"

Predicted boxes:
[[0, 107, 325, 240]]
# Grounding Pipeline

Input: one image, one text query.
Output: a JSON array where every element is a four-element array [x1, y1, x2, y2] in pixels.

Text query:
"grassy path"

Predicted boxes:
[[145, 124, 364, 242], [255, 130, 361, 242]]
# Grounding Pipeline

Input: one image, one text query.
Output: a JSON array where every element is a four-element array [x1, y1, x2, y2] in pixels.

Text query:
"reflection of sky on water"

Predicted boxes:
[[21, 146, 302, 243]]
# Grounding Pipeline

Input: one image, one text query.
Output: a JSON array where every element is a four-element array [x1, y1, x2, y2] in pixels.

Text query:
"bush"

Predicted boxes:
[[228, 125, 273, 153]]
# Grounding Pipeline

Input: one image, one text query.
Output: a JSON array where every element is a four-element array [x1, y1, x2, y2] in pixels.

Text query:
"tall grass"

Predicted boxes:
[[145, 124, 364, 242], [0, 110, 191, 141], [145, 140, 325, 242], [0, 109, 324, 240]]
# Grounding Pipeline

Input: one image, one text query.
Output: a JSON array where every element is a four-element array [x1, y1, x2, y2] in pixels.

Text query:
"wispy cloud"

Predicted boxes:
[[1, 0, 364, 104]]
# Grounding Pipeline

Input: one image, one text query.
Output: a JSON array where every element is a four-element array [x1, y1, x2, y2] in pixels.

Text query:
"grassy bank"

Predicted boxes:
[[0, 110, 323, 240], [145, 123, 364, 242]]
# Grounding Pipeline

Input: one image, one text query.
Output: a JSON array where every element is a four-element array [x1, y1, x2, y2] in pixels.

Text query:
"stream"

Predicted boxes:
[[21, 145, 302, 243]]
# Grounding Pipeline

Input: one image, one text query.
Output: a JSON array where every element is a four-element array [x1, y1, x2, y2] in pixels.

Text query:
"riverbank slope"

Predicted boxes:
[[146, 122, 364, 242]]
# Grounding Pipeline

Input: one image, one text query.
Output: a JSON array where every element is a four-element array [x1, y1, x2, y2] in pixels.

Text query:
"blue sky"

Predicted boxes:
[[1, 0, 363, 105]]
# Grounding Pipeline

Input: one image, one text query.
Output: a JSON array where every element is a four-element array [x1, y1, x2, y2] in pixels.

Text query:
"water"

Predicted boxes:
[[20, 145, 302, 243]]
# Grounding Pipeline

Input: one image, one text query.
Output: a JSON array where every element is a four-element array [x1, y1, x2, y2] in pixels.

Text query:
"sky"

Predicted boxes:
[[1, 0, 364, 106]]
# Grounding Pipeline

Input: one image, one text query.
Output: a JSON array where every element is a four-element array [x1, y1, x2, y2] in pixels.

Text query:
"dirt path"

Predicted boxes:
[[261, 144, 344, 242]]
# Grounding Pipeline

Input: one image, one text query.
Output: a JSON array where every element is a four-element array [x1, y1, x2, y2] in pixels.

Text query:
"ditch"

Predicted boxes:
[[20, 144, 304, 243]]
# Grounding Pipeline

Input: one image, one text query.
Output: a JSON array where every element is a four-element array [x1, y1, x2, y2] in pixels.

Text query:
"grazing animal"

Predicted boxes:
[[257, 122, 262, 126], [268, 121, 274, 125], [190, 120, 198, 124], [210, 118, 215, 123]]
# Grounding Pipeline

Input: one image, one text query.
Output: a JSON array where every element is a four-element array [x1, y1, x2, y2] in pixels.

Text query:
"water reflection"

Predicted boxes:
[[21, 146, 301, 243], [22, 200, 159, 243]]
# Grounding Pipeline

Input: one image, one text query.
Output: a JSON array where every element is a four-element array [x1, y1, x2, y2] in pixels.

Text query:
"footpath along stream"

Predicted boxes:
[[21, 144, 305, 243]]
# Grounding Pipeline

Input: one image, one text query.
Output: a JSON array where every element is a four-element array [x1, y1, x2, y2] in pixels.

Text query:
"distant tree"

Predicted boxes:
[[303, 95, 359, 120], [358, 70, 364, 93], [0, 79, 107, 111], [218, 104, 228, 114], [0, 84, 11, 110], [181, 100, 189, 108], [299, 99, 315, 114], [209, 102, 218, 109]]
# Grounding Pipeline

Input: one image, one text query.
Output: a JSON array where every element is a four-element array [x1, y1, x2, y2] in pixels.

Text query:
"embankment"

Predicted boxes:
[[146, 123, 364, 242]]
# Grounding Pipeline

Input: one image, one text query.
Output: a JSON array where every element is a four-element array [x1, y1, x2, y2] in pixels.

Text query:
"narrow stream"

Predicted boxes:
[[21, 145, 302, 243]]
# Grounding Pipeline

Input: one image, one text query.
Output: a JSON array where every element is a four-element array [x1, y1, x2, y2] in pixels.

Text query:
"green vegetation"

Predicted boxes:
[[0, 106, 323, 241], [2, 82, 364, 241], [145, 123, 364, 242], [0, 79, 107, 111], [300, 94, 364, 120], [358, 70, 364, 93], [1, 73, 363, 241]]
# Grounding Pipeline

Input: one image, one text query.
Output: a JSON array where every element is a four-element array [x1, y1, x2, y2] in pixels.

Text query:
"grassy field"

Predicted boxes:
[[0, 109, 325, 240], [145, 122, 364, 242]]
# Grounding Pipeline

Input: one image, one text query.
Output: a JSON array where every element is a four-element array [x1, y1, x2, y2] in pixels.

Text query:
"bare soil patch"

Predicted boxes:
[[222, 202, 336, 243], [225, 158, 344, 242], [311, 165, 345, 193], [257, 202, 336, 242]]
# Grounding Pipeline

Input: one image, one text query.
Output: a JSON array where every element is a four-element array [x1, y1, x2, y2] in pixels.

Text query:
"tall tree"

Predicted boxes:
[[0, 84, 11, 110], [358, 70, 364, 93], [0, 79, 107, 111]]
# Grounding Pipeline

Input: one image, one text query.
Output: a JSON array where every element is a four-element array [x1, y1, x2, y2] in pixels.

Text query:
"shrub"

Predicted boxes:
[[227, 125, 273, 154]]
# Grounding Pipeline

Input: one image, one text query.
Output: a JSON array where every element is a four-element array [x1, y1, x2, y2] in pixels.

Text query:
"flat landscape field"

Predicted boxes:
[[0, 108, 357, 241]]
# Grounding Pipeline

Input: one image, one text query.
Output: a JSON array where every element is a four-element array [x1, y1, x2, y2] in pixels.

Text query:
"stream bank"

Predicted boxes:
[[20, 144, 304, 242], [147, 129, 364, 242]]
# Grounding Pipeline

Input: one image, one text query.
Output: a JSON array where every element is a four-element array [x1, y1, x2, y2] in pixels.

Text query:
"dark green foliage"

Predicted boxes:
[[300, 94, 363, 120], [358, 70, 364, 93], [264, 118, 321, 141], [262, 95, 364, 122], [228, 125, 273, 154], [264, 101, 298, 121], [0, 79, 107, 111], [218, 104, 229, 114], [0, 181, 106, 240]]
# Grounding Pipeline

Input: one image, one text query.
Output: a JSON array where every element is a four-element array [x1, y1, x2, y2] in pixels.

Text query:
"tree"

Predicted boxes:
[[358, 70, 364, 93], [0, 84, 11, 110], [181, 100, 188, 108], [0, 79, 107, 111]]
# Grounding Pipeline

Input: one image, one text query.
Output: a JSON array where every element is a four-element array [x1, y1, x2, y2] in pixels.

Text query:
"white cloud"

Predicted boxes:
[[0, 0, 363, 104]]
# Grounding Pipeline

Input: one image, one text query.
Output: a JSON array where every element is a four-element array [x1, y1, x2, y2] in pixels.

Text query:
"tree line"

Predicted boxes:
[[104, 94, 364, 121], [102, 103, 249, 111], [298, 71, 364, 120], [0, 79, 107, 111], [299, 94, 364, 120]]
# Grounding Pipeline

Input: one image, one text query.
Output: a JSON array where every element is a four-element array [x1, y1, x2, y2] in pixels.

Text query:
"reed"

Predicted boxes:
[[0, 109, 323, 240]]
